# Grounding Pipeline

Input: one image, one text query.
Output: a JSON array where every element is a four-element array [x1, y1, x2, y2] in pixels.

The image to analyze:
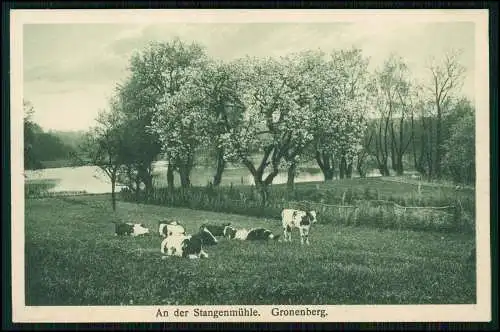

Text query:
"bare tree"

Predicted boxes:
[[424, 50, 466, 178], [81, 106, 126, 211]]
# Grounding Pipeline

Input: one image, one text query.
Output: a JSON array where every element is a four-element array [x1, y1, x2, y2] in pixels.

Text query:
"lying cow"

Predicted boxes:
[[160, 226, 217, 259], [224, 226, 279, 241], [223, 226, 249, 240], [281, 208, 317, 245], [158, 220, 186, 237], [114, 222, 150, 237], [199, 222, 232, 237]]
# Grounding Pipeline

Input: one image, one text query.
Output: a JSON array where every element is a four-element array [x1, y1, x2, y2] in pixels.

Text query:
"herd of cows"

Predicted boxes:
[[113, 209, 319, 259]]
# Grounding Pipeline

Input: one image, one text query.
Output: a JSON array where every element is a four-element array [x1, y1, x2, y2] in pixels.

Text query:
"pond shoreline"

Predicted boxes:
[[24, 164, 404, 194]]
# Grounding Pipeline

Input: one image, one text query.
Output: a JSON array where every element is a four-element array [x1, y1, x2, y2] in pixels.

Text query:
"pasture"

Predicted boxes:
[[25, 194, 476, 306]]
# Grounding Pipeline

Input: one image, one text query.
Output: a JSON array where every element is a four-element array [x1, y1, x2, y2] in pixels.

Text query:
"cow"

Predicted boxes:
[[199, 222, 232, 237], [160, 226, 216, 259], [246, 228, 280, 241], [158, 220, 186, 237], [281, 208, 318, 245], [224, 226, 279, 241], [223, 226, 249, 240], [114, 222, 150, 237]]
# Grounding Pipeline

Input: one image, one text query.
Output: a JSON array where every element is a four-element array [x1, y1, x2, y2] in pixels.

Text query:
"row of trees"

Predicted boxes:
[[78, 38, 474, 209]]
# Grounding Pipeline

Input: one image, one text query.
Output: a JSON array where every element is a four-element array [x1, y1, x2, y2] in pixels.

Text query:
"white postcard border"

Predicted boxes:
[[10, 9, 491, 323]]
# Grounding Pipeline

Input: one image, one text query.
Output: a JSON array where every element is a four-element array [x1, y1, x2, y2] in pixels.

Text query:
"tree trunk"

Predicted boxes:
[[383, 112, 391, 173], [213, 148, 225, 187], [390, 122, 397, 172], [253, 176, 269, 206], [134, 175, 141, 201], [357, 162, 366, 178], [339, 156, 347, 179], [111, 173, 117, 212], [287, 162, 297, 189], [167, 162, 174, 189], [143, 174, 153, 198], [377, 162, 390, 176], [424, 116, 434, 179], [376, 117, 390, 177], [411, 114, 419, 173], [356, 150, 367, 178], [396, 154, 404, 176], [346, 161, 353, 179], [397, 116, 407, 176], [435, 105, 442, 178], [417, 121, 427, 176], [179, 168, 191, 188], [316, 151, 335, 181]]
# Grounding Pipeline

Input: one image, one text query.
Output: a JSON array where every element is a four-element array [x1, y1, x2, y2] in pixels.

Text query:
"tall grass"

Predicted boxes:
[[25, 179, 89, 198], [24, 179, 58, 198], [120, 181, 475, 233]]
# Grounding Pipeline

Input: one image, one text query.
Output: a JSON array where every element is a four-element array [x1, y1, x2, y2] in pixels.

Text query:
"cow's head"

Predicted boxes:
[[263, 229, 277, 240], [133, 223, 150, 236], [223, 225, 237, 239], [200, 227, 218, 245], [309, 211, 318, 224]]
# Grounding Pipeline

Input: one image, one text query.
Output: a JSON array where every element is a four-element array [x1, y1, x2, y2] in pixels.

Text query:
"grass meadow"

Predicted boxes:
[[25, 194, 476, 306]]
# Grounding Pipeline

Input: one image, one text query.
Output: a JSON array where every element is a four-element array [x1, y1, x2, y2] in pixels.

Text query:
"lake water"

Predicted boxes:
[[25, 162, 380, 194]]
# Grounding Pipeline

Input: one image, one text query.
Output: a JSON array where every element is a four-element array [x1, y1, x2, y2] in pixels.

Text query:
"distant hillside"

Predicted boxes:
[[47, 130, 87, 151]]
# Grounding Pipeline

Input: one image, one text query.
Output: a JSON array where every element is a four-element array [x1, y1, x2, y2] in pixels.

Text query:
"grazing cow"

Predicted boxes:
[[281, 208, 318, 245], [160, 226, 216, 259], [200, 222, 231, 237], [114, 222, 150, 237], [158, 220, 186, 237], [224, 226, 278, 241]]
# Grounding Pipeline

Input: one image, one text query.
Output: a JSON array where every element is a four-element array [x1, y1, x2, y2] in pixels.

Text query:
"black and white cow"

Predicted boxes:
[[160, 226, 217, 259], [114, 222, 150, 237], [223, 225, 248, 240], [281, 208, 318, 245], [224, 226, 279, 241], [199, 222, 232, 237], [158, 220, 186, 237]]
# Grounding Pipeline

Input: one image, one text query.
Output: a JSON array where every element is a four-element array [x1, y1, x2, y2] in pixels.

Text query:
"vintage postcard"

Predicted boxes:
[[11, 9, 491, 323]]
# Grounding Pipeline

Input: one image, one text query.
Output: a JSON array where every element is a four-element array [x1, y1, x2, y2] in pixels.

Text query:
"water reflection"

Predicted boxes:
[[25, 163, 381, 194]]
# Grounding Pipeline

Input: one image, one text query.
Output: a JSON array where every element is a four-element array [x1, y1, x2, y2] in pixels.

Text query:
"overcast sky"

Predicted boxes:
[[23, 21, 475, 131]]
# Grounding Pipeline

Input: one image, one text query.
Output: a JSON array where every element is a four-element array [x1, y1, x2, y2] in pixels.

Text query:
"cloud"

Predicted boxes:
[[24, 49, 129, 85], [26, 82, 115, 132], [22, 21, 476, 131]]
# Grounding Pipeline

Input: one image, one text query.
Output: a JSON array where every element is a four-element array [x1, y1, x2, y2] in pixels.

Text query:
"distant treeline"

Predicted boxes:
[[23, 101, 87, 170]]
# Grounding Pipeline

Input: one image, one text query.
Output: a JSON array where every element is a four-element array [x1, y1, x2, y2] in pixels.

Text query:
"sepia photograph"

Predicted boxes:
[[10, 9, 491, 323]]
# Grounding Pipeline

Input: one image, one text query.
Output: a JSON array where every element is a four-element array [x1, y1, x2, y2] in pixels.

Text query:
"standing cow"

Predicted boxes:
[[281, 209, 317, 245]]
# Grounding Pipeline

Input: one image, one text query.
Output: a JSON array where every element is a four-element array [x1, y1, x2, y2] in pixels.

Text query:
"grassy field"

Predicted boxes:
[[25, 194, 476, 306]]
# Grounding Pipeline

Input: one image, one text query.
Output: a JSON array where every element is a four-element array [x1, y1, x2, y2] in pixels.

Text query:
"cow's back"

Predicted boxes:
[[282, 209, 304, 228]]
